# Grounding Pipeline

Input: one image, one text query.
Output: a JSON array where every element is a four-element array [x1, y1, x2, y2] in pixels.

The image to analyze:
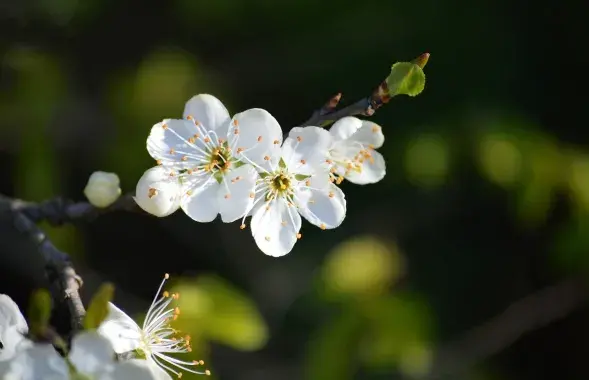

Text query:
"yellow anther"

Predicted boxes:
[[200, 360, 205, 365], [169, 171, 176, 177], [235, 176, 242, 181], [249, 192, 255, 198], [273, 139, 280, 145], [218, 138, 225, 144], [237, 147, 244, 153], [325, 159, 332, 164], [296, 233, 302, 239], [257, 136, 263, 142], [162, 124, 168, 129], [193, 133, 200, 139], [156, 159, 162, 165], [204, 137, 211, 143], [148, 188, 158, 199], [300, 159, 306, 165], [233, 119, 239, 126], [173, 293, 180, 300], [368, 144, 375, 149], [205, 370, 211, 376], [281, 221, 287, 226], [186, 115, 193, 120], [297, 136, 302, 142], [186, 190, 193, 196], [173, 314, 178, 321], [234, 129, 239, 135], [320, 223, 326, 230], [181, 156, 188, 161], [336, 177, 344, 185], [328, 192, 334, 198], [305, 180, 311, 186], [187, 169, 193, 175], [169, 148, 175, 154], [224, 194, 231, 199], [266, 205, 270, 211], [163, 291, 170, 297], [240, 224, 246, 229], [372, 125, 380, 133], [164, 273, 170, 279], [280, 184, 286, 190], [264, 155, 270, 161], [178, 373, 183, 378], [265, 236, 271, 241], [194, 120, 201, 126], [188, 137, 195, 144]]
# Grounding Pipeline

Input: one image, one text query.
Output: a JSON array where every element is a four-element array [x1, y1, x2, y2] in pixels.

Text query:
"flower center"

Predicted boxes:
[[271, 173, 291, 193], [205, 143, 233, 174]]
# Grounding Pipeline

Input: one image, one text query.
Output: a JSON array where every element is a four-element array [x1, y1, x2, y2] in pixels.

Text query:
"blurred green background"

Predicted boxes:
[[1, 0, 589, 379]]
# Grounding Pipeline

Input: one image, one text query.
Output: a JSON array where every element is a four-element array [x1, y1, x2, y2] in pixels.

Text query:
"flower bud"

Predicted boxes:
[[84, 171, 122, 208], [134, 166, 181, 217]]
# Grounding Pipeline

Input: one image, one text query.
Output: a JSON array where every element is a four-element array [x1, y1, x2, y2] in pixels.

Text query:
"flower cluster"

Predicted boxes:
[[134, 94, 386, 256], [0, 275, 207, 380]]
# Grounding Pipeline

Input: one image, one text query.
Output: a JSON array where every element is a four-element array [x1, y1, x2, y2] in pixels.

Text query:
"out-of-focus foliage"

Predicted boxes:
[[172, 275, 269, 351], [27, 289, 51, 337]]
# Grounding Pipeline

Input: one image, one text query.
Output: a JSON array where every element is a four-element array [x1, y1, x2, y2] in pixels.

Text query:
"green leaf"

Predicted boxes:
[[259, 172, 271, 178], [84, 283, 115, 330], [278, 158, 287, 169], [295, 174, 311, 181], [28, 289, 52, 337], [385, 62, 426, 97], [173, 275, 269, 351]]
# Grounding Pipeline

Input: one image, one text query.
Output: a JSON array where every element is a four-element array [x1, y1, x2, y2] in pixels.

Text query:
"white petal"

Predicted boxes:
[[147, 119, 208, 165], [97, 303, 142, 354], [296, 184, 346, 229], [183, 94, 231, 134], [181, 177, 221, 222], [134, 166, 182, 217], [0, 295, 27, 334], [251, 197, 301, 257], [229, 109, 283, 169], [346, 150, 386, 184], [348, 120, 385, 149], [69, 331, 115, 376], [0, 328, 28, 362], [99, 359, 166, 380], [218, 165, 258, 223], [329, 116, 362, 140], [0, 344, 68, 380], [283, 126, 333, 175]]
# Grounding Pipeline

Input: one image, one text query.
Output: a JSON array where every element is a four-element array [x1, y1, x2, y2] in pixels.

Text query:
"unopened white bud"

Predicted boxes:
[[134, 166, 181, 217], [84, 171, 122, 208]]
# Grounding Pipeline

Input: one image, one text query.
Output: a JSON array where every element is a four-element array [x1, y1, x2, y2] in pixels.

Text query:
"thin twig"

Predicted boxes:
[[11, 211, 86, 332], [425, 277, 588, 379]]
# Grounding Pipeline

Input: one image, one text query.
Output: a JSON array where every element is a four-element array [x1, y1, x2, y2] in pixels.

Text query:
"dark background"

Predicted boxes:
[[1, 0, 589, 379]]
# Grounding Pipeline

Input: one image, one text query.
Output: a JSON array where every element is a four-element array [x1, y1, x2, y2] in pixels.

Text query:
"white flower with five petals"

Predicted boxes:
[[97, 274, 209, 379], [0, 294, 30, 362], [243, 126, 347, 257], [0, 331, 161, 380], [323, 116, 386, 185], [137, 94, 283, 223]]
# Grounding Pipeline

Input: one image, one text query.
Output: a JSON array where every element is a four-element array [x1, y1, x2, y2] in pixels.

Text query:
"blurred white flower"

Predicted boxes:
[[0, 294, 30, 361], [98, 274, 210, 379], [84, 171, 122, 208], [143, 94, 282, 223], [0, 331, 162, 380], [244, 126, 346, 257], [325, 116, 386, 185]]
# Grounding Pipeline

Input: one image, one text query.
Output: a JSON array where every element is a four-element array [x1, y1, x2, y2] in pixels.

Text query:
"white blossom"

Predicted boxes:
[[97, 274, 210, 379], [142, 94, 282, 223], [243, 126, 347, 257], [134, 166, 183, 217], [324, 116, 386, 185], [0, 331, 160, 380], [84, 172, 122, 208], [0, 295, 30, 361]]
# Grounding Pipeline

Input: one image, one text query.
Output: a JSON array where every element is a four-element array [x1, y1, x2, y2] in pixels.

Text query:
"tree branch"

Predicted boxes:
[[10, 210, 86, 332], [425, 277, 588, 379]]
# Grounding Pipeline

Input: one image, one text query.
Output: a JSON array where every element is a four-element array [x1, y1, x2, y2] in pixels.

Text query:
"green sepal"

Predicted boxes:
[[279, 158, 287, 169], [28, 289, 52, 337], [295, 174, 311, 181], [83, 282, 115, 330]]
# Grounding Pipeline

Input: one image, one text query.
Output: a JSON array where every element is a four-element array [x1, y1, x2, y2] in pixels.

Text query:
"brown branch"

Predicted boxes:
[[425, 277, 588, 379]]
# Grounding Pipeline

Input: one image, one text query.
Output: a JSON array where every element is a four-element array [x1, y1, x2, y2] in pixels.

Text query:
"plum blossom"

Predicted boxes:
[[0, 329, 161, 380], [0, 294, 30, 361], [97, 274, 210, 379], [324, 116, 386, 185], [138, 94, 282, 223], [242, 126, 347, 257]]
